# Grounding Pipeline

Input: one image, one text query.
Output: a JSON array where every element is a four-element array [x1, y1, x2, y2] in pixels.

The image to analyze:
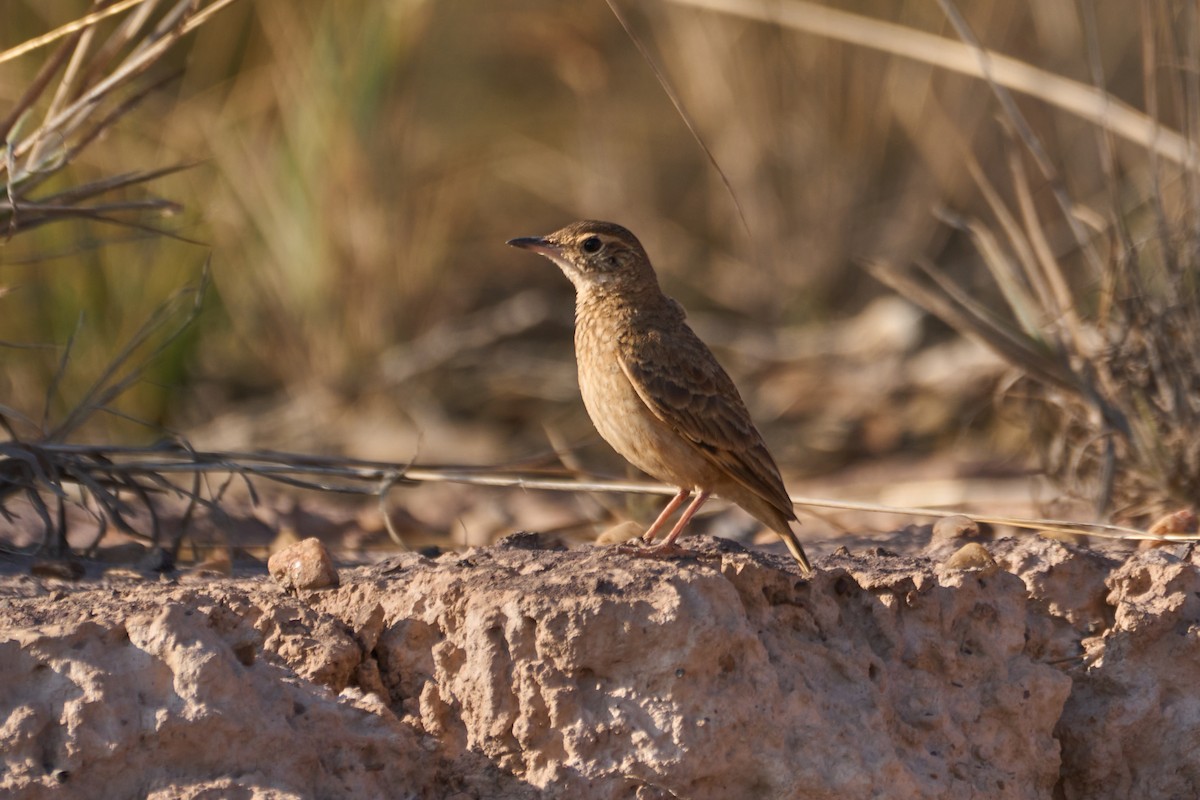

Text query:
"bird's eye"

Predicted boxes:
[[581, 236, 602, 254]]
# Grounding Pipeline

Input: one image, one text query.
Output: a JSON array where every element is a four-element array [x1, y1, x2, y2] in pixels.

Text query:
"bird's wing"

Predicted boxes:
[[616, 324, 795, 519]]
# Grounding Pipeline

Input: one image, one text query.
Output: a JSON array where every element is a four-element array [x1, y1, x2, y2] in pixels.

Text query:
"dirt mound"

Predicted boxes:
[[2, 537, 1198, 799]]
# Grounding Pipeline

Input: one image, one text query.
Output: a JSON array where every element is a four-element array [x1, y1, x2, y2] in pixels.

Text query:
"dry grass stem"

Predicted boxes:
[[0, 0, 153, 66], [665, 0, 1196, 167], [3, 441, 1185, 560]]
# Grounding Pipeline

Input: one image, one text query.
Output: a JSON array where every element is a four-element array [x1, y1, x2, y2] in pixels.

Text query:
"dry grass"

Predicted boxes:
[[0, 0, 240, 552], [851, 0, 1200, 521], [1, 0, 242, 240], [0, 0, 245, 440], [3, 1, 1198, 557]]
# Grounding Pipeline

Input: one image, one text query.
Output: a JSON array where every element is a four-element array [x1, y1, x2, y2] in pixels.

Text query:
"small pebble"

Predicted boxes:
[[932, 515, 980, 543], [268, 537, 339, 591], [944, 542, 997, 573]]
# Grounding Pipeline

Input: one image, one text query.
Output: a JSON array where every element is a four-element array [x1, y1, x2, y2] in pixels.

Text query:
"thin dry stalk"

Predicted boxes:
[[665, 0, 1197, 167], [0, 0, 244, 242], [3, 440, 1188, 560]]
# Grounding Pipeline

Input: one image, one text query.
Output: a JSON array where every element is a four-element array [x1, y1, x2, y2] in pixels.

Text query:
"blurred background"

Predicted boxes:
[[2, 0, 1197, 559]]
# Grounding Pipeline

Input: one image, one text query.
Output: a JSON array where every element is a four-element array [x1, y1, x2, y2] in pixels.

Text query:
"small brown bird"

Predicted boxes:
[[507, 220, 813, 574]]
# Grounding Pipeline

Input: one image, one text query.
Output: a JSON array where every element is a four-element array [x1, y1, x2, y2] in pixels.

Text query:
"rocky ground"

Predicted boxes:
[[1, 528, 1198, 800]]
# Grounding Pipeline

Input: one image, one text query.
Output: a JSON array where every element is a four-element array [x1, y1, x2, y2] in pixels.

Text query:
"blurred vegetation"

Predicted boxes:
[[1, 0, 1198, 532]]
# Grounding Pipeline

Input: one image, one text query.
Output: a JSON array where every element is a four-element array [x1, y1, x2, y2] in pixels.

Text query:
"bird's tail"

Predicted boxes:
[[729, 486, 814, 574], [775, 523, 813, 576]]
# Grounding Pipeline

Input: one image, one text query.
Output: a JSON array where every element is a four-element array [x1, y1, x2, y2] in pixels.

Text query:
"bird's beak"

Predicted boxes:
[[506, 236, 561, 257]]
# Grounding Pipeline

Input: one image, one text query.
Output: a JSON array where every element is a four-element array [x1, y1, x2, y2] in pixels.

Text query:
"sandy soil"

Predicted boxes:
[[2, 526, 1198, 799]]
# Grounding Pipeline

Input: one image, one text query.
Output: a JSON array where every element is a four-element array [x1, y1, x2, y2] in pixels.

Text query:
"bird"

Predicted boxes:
[[507, 220, 813, 574]]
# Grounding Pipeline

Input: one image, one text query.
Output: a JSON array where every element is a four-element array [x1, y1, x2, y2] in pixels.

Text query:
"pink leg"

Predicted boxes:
[[641, 489, 690, 544], [649, 490, 711, 552]]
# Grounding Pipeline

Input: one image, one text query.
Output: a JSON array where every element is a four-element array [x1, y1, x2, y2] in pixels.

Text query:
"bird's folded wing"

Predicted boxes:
[[617, 327, 794, 517]]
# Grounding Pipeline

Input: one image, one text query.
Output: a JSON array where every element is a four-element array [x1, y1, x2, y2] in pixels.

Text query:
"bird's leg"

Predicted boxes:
[[640, 489, 690, 543], [617, 488, 693, 558], [622, 491, 712, 559], [649, 490, 710, 552]]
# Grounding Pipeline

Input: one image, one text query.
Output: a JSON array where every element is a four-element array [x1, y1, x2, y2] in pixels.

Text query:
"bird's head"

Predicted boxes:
[[507, 220, 658, 295]]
